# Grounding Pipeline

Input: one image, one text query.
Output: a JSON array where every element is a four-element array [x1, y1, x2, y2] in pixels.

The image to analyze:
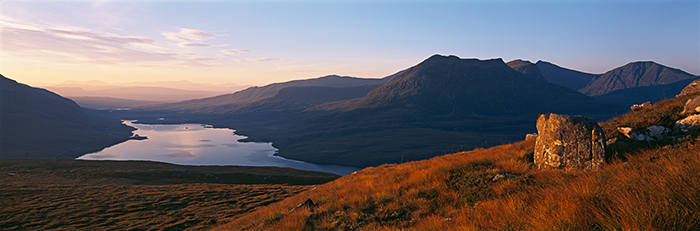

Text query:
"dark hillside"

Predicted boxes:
[[0, 75, 134, 159], [594, 78, 698, 105], [140, 75, 390, 114], [535, 60, 598, 90]]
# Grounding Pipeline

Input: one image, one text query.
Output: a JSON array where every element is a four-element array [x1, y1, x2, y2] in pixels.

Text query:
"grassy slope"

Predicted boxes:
[[215, 93, 700, 230], [0, 160, 339, 230]]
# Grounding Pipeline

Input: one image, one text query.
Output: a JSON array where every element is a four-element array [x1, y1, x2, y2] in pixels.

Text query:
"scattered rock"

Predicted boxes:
[[681, 95, 700, 115], [617, 127, 633, 138], [534, 113, 605, 170], [290, 198, 317, 213], [646, 125, 670, 140], [631, 102, 652, 111], [617, 126, 670, 141], [492, 173, 519, 181], [673, 114, 700, 135]]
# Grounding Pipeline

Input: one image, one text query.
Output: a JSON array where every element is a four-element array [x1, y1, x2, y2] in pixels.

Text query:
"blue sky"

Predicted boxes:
[[1, 0, 698, 86]]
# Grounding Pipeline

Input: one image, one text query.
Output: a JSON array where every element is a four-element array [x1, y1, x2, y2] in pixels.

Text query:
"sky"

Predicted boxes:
[[1, 0, 698, 87]]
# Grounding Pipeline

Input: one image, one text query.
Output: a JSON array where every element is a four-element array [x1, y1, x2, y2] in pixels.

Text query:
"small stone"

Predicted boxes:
[[492, 173, 519, 181], [617, 127, 633, 138], [290, 198, 317, 213]]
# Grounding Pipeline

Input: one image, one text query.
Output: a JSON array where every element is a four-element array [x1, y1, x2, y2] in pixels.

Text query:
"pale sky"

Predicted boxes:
[[1, 0, 698, 86]]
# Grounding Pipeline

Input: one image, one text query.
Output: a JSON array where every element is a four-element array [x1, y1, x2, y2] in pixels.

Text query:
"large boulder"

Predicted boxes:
[[681, 95, 700, 115], [534, 113, 606, 170]]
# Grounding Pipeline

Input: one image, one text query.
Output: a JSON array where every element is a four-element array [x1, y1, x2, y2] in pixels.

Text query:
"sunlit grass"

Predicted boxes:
[[214, 95, 700, 230]]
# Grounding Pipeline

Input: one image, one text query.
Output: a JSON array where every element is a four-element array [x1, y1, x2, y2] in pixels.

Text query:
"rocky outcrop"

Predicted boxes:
[[679, 79, 700, 96], [681, 95, 700, 115], [534, 113, 605, 170], [673, 115, 700, 135]]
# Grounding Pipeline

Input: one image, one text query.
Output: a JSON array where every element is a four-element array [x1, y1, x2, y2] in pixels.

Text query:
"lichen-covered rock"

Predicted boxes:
[[681, 95, 700, 115], [534, 113, 606, 170], [673, 114, 700, 135]]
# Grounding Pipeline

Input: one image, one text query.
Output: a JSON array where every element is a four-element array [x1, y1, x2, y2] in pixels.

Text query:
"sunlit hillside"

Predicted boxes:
[[214, 93, 700, 230]]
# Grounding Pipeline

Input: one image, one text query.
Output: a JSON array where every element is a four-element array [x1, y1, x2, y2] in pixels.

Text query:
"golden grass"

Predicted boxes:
[[214, 95, 700, 231]]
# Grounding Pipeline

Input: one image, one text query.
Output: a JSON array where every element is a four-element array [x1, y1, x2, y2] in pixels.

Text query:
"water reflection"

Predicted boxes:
[[79, 121, 359, 175]]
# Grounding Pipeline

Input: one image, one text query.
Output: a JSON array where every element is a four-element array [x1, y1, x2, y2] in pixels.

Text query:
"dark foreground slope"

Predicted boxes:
[[0, 160, 339, 230], [215, 93, 700, 231], [0, 75, 134, 159]]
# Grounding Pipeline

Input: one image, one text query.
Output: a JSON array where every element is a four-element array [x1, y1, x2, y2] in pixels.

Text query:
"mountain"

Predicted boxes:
[[0, 75, 134, 159], [579, 61, 697, 97], [129, 55, 624, 168], [506, 59, 548, 81], [535, 60, 598, 91], [140, 75, 392, 114], [351, 55, 618, 117]]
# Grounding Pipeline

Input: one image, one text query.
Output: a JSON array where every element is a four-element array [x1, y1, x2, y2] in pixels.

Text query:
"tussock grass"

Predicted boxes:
[[215, 95, 700, 230], [0, 160, 339, 230]]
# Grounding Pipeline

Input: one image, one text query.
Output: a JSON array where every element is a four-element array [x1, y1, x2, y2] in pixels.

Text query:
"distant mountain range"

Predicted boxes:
[[128, 55, 627, 168], [0, 75, 134, 159], [536, 60, 698, 105], [140, 74, 393, 114]]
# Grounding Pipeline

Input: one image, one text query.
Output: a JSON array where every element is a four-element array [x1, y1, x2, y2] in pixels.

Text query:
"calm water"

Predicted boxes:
[[78, 121, 359, 175]]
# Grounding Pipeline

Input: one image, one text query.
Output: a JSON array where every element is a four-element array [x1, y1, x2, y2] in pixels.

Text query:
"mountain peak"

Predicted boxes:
[[506, 59, 547, 82], [351, 55, 606, 116], [423, 54, 505, 66], [579, 61, 697, 96]]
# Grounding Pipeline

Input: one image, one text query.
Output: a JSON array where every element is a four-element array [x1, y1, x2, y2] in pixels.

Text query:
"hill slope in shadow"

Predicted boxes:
[[0, 75, 134, 159]]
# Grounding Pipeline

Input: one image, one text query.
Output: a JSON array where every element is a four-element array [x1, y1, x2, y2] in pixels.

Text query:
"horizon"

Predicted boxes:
[[1, 0, 698, 87]]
